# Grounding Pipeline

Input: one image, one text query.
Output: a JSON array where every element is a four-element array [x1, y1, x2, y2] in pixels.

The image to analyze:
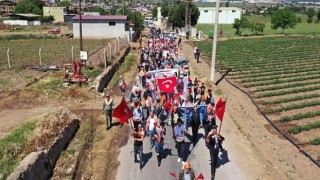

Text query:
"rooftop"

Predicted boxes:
[[72, 15, 127, 20]]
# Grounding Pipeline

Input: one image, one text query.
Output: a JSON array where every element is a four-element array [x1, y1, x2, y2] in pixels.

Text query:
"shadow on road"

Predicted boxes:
[[141, 152, 153, 170], [162, 148, 173, 159], [216, 150, 230, 168]]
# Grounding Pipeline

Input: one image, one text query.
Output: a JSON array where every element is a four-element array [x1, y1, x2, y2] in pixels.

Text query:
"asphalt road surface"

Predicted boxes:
[[116, 121, 250, 180]]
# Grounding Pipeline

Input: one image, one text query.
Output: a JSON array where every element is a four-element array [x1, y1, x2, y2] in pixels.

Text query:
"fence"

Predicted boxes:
[[0, 36, 129, 71]]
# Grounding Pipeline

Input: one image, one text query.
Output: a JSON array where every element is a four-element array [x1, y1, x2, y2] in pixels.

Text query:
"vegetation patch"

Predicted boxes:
[[311, 138, 320, 145], [288, 121, 320, 134]]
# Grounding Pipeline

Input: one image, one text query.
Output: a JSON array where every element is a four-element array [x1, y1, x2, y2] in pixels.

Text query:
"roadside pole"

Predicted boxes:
[[104, 48, 107, 69], [210, 0, 220, 82], [39, 48, 42, 65], [7, 48, 11, 69]]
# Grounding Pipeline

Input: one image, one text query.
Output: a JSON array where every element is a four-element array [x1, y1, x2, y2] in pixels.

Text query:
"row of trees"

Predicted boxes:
[[232, 17, 265, 36], [305, 8, 320, 23]]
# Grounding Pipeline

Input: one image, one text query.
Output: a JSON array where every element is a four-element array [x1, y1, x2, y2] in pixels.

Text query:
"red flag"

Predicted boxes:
[[157, 76, 178, 93], [196, 173, 204, 180], [169, 172, 177, 178], [215, 98, 226, 122], [112, 100, 133, 124], [164, 98, 173, 112]]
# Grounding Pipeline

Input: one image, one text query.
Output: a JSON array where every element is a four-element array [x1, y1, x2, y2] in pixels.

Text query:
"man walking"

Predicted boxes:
[[191, 106, 201, 145], [103, 93, 115, 130], [146, 111, 158, 149], [174, 119, 186, 164], [178, 162, 196, 180], [133, 123, 144, 169], [206, 125, 225, 180]]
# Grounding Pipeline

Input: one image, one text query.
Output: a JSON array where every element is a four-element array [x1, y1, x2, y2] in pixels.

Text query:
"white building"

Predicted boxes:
[[72, 15, 130, 39], [198, 7, 242, 24]]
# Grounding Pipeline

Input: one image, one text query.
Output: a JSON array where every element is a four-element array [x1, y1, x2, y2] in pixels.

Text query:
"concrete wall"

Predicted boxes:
[[43, 7, 66, 22], [3, 20, 41, 26], [198, 7, 241, 24], [73, 19, 130, 39], [7, 119, 80, 180]]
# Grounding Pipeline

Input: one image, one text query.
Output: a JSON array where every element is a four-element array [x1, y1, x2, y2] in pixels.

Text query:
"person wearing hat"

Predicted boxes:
[[174, 118, 186, 163], [206, 125, 225, 179], [178, 162, 195, 180], [103, 93, 115, 130]]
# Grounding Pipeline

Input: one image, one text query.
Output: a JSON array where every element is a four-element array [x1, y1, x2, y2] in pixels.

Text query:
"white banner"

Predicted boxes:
[[145, 69, 178, 83]]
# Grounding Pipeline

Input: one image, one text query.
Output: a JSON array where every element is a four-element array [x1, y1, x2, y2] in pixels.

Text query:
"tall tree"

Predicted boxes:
[[14, 0, 43, 15], [318, 10, 320, 22], [250, 21, 265, 35], [306, 8, 316, 23], [128, 11, 144, 35], [232, 16, 250, 36], [271, 8, 297, 33], [152, 7, 158, 19], [161, 3, 170, 17], [168, 2, 200, 28]]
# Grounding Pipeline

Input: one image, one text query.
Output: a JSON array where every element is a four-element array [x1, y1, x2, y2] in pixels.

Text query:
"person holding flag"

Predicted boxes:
[[103, 93, 115, 130]]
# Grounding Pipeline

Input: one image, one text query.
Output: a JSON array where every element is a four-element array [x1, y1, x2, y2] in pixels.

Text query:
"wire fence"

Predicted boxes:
[[0, 36, 130, 71]]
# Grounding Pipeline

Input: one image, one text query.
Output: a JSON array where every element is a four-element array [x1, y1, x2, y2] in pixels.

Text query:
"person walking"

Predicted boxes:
[[102, 93, 115, 130], [178, 162, 196, 180], [141, 103, 150, 136], [178, 36, 182, 48], [195, 47, 201, 63], [206, 125, 225, 180], [132, 123, 144, 168], [146, 111, 158, 149], [204, 108, 216, 138], [174, 119, 186, 164], [151, 120, 166, 166], [191, 106, 201, 145], [119, 79, 127, 95], [133, 103, 143, 129]]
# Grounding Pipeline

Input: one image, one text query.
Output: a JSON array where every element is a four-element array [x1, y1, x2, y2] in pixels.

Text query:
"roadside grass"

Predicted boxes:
[[0, 120, 37, 179], [196, 23, 320, 37], [30, 72, 63, 92], [0, 34, 57, 41], [311, 138, 320, 145], [108, 53, 138, 88]]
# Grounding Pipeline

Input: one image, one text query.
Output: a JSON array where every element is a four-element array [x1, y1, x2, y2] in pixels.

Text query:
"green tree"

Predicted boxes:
[[232, 16, 250, 36], [128, 11, 144, 35], [14, 0, 43, 15], [306, 8, 316, 23], [161, 3, 170, 17], [250, 21, 265, 35], [271, 8, 297, 33], [152, 7, 158, 19], [318, 10, 320, 22], [58, 0, 71, 7], [87, 7, 108, 15], [40, 15, 54, 23], [168, 2, 200, 28]]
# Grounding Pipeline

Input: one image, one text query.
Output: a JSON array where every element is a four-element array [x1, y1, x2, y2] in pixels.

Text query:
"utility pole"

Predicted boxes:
[[210, 0, 220, 82], [79, 0, 83, 51], [185, 0, 191, 35]]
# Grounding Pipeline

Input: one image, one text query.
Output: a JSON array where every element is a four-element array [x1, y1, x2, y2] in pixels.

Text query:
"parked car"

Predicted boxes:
[[48, 28, 60, 34], [174, 57, 190, 76]]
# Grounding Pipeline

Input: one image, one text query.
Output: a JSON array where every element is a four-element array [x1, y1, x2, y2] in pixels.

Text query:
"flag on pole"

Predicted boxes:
[[112, 100, 133, 125], [157, 76, 178, 93], [215, 98, 226, 122]]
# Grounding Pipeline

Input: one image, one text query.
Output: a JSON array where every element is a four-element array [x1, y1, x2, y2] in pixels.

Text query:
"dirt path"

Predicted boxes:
[[182, 41, 320, 179]]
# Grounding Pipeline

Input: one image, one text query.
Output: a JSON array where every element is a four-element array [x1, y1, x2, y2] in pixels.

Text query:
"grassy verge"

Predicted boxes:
[[108, 53, 137, 88], [311, 138, 320, 145], [0, 120, 37, 179]]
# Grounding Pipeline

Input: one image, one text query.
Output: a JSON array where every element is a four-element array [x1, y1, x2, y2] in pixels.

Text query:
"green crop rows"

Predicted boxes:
[[0, 39, 108, 70], [196, 36, 320, 156], [288, 121, 320, 134]]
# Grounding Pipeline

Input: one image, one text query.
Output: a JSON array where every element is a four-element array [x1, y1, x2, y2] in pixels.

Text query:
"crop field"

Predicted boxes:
[[0, 39, 108, 70], [195, 36, 320, 161]]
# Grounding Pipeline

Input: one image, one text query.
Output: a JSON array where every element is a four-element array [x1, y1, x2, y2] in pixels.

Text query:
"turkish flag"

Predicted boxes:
[[112, 100, 133, 125], [215, 98, 226, 122], [164, 99, 173, 112], [157, 76, 178, 93], [196, 172, 204, 180], [169, 172, 177, 178]]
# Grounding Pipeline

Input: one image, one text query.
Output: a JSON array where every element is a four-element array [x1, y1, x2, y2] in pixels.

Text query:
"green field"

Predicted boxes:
[[0, 39, 107, 70], [196, 15, 320, 37], [195, 36, 320, 159]]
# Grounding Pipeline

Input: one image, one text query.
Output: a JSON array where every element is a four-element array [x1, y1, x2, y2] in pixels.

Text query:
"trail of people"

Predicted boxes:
[[114, 28, 257, 180]]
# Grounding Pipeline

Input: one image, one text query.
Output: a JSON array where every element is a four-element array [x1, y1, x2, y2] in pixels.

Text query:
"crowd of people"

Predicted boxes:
[[103, 27, 225, 180]]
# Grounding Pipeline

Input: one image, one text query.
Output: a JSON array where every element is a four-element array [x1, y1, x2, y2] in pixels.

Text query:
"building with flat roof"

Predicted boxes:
[[198, 7, 242, 24], [72, 15, 130, 39], [43, 6, 67, 23]]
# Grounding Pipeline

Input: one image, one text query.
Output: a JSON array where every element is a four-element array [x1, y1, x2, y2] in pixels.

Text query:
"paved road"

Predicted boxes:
[[116, 120, 251, 180]]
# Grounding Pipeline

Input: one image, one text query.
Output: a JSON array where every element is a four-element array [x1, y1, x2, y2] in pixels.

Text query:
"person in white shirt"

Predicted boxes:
[[174, 119, 186, 164], [146, 111, 158, 149]]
